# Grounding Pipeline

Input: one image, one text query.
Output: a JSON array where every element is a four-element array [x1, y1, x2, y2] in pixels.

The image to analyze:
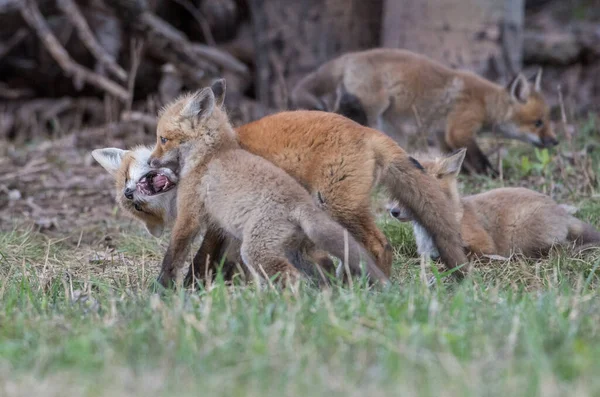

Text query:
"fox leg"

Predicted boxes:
[[445, 116, 497, 176], [184, 228, 228, 287], [157, 215, 202, 288], [328, 207, 393, 277], [240, 222, 302, 286], [240, 242, 301, 287], [315, 172, 393, 276], [349, 213, 393, 277]]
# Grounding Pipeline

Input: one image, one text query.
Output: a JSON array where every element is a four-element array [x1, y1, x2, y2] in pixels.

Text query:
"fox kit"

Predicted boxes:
[[390, 149, 600, 259], [91, 146, 178, 238], [291, 48, 556, 175], [145, 80, 387, 287], [94, 82, 469, 282]]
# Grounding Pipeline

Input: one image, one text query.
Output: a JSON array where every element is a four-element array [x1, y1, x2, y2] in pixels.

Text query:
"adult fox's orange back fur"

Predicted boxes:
[[391, 149, 600, 258], [234, 110, 468, 278], [291, 48, 556, 175]]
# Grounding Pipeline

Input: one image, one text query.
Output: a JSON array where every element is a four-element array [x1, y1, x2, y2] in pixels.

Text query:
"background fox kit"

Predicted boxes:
[[390, 149, 600, 259], [146, 80, 387, 287], [291, 48, 557, 175]]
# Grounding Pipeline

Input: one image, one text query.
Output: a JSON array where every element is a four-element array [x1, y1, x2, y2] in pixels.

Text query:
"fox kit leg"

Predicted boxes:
[[325, 198, 393, 277], [158, 215, 202, 288], [346, 213, 393, 277], [240, 220, 304, 286], [445, 115, 497, 176], [184, 228, 229, 287]]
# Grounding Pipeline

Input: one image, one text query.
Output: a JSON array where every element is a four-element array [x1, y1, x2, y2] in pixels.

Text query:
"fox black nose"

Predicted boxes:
[[124, 187, 135, 200], [149, 158, 161, 168], [390, 207, 402, 219], [543, 137, 559, 147]]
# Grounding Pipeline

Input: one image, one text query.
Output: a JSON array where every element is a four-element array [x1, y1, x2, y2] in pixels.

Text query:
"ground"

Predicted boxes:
[[1, 114, 599, 396]]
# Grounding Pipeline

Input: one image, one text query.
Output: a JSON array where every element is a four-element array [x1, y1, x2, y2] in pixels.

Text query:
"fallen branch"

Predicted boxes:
[[169, 0, 216, 46], [0, 82, 33, 99], [121, 111, 157, 129], [19, 0, 129, 102], [56, 0, 128, 82], [191, 43, 249, 75], [0, 28, 28, 58]]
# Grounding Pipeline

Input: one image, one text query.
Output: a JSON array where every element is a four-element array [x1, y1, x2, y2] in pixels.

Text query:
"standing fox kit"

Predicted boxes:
[[145, 80, 388, 287], [291, 48, 556, 175], [390, 149, 600, 259]]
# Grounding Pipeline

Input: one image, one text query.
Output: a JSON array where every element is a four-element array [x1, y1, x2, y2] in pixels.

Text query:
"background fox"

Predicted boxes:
[[291, 48, 557, 175], [390, 149, 600, 259], [145, 81, 388, 287], [94, 81, 469, 282]]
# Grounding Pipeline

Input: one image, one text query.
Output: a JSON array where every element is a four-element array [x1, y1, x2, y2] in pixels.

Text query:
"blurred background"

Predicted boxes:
[[1, 0, 599, 236]]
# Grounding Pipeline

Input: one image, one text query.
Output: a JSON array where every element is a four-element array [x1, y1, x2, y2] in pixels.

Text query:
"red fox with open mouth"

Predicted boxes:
[[92, 146, 178, 238]]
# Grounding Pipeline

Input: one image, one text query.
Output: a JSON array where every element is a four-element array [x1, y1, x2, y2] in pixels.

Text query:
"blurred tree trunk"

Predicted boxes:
[[248, 0, 383, 109], [381, 0, 524, 81]]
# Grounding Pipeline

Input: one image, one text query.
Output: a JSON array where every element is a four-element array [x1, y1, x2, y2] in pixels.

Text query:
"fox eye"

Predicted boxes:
[[160, 136, 168, 144], [534, 119, 543, 128], [134, 203, 142, 212]]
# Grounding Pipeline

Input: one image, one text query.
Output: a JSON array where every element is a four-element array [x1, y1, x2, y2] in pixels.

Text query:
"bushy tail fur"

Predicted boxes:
[[290, 55, 348, 111], [373, 136, 469, 277], [568, 218, 600, 246], [294, 206, 389, 285]]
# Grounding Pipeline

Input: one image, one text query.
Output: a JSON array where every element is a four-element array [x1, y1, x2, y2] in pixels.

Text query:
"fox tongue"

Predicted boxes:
[[152, 174, 169, 191]]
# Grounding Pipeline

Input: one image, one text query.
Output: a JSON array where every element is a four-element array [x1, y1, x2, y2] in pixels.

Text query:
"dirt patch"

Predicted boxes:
[[0, 126, 154, 240]]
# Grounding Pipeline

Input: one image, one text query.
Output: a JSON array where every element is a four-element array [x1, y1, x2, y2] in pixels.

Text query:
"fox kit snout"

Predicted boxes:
[[91, 146, 179, 238], [391, 149, 600, 259]]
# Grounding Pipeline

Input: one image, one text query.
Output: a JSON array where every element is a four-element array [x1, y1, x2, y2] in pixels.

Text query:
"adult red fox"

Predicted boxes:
[[291, 48, 556, 175]]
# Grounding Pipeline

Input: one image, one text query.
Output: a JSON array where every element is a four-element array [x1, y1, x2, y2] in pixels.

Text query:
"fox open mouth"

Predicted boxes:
[[136, 171, 176, 196]]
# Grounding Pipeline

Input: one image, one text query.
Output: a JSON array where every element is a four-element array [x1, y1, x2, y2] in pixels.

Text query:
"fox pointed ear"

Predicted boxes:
[[507, 73, 530, 103], [180, 87, 215, 122], [531, 68, 543, 92], [211, 78, 226, 107], [145, 221, 164, 238], [439, 148, 466, 177], [91, 148, 128, 177]]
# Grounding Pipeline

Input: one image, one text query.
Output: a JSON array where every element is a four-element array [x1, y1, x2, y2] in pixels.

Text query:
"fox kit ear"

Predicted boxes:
[[439, 148, 466, 177], [180, 87, 215, 122], [507, 73, 531, 103], [211, 78, 226, 107], [531, 68, 542, 92], [91, 148, 128, 177]]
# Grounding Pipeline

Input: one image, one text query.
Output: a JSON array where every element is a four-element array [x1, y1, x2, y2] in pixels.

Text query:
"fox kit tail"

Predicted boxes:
[[372, 135, 469, 277], [290, 55, 348, 111], [568, 217, 600, 246], [294, 206, 389, 285]]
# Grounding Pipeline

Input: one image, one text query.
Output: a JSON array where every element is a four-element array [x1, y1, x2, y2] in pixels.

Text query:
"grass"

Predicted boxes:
[[0, 116, 599, 396]]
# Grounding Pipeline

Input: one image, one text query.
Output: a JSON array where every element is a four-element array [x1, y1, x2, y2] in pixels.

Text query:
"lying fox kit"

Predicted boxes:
[[291, 49, 556, 175], [390, 149, 600, 259], [146, 80, 387, 287]]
